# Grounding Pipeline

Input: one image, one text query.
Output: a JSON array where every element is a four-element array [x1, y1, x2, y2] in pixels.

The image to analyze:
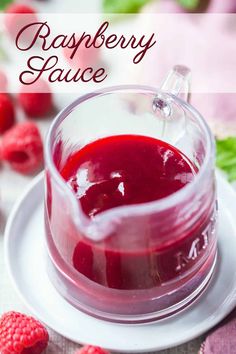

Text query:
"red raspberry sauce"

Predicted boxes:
[[61, 135, 194, 216], [58, 135, 214, 291]]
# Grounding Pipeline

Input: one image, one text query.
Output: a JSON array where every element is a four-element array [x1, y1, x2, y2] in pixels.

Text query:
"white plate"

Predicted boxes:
[[4, 172, 236, 353]]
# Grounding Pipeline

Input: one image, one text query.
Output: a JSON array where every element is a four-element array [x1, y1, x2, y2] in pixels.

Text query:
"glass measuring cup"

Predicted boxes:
[[44, 66, 217, 323]]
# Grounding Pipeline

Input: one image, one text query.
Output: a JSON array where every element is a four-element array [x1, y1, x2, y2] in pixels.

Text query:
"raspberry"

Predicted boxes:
[[4, 4, 37, 40], [1, 122, 44, 174], [18, 79, 53, 118], [5, 4, 36, 14], [0, 311, 49, 354], [63, 38, 100, 70], [0, 93, 15, 134], [75, 345, 110, 354]]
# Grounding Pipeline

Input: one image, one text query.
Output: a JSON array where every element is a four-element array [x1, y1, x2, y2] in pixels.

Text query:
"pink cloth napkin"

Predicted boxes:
[[199, 312, 236, 353]]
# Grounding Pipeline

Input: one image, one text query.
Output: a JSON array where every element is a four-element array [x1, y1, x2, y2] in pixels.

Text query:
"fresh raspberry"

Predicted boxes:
[[5, 4, 36, 15], [75, 345, 110, 354], [18, 79, 53, 118], [0, 70, 8, 92], [63, 38, 100, 70], [0, 311, 49, 354], [4, 4, 37, 40], [1, 122, 44, 174], [0, 93, 15, 134]]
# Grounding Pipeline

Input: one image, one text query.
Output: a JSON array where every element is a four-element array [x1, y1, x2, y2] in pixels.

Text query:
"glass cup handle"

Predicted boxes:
[[153, 65, 191, 119], [152, 65, 191, 140], [161, 65, 191, 102]]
